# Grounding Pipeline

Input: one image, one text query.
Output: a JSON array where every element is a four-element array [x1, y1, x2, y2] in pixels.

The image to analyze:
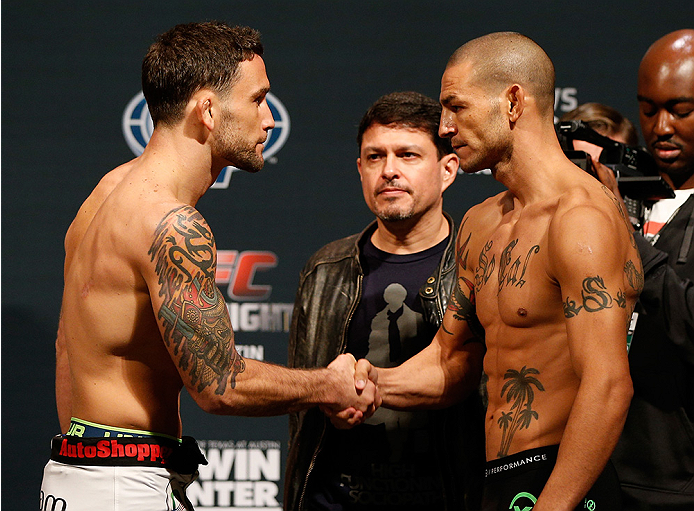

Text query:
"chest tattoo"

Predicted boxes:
[[475, 241, 495, 293], [497, 239, 540, 294]]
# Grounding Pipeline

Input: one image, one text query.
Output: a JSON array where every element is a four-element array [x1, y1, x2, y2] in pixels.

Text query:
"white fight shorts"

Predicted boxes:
[[41, 459, 197, 511], [40, 421, 207, 511]]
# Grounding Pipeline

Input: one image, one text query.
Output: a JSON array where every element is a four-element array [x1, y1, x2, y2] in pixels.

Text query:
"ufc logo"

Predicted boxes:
[[216, 251, 278, 301]]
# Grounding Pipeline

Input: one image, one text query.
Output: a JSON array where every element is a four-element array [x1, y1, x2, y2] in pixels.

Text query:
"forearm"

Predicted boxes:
[[193, 360, 329, 415], [534, 374, 633, 510], [192, 354, 373, 417], [379, 339, 483, 410]]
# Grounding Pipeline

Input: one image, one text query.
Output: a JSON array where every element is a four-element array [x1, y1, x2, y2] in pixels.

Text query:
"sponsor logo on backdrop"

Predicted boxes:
[[122, 91, 290, 189], [216, 250, 293, 342], [554, 86, 578, 120], [188, 440, 282, 511]]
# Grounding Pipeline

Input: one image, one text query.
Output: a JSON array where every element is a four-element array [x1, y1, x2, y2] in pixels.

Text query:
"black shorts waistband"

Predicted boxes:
[[485, 445, 559, 479], [50, 435, 207, 474]]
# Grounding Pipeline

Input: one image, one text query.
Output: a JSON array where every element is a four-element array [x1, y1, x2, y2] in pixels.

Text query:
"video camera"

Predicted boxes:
[[556, 120, 675, 228]]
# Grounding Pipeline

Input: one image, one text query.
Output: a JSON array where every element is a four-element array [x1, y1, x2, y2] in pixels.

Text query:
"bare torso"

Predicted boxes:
[[61, 160, 185, 437], [462, 173, 640, 461]]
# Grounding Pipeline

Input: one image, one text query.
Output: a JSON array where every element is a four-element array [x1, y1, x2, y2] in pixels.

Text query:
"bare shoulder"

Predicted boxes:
[[143, 204, 216, 281], [552, 183, 632, 240], [63, 162, 135, 272], [461, 190, 513, 235], [548, 182, 639, 273]]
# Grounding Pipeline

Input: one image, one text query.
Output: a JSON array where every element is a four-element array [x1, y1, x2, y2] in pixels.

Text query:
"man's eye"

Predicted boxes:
[[673, 107, 694, 118], [367, 154, 382, 161], [639, 103, 656, 117], [401, 152, 418, 159]]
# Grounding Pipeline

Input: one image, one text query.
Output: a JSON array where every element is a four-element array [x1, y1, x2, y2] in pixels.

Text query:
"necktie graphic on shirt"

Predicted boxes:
[[363, 283, 428, 460], [366, 283, 421, 367]]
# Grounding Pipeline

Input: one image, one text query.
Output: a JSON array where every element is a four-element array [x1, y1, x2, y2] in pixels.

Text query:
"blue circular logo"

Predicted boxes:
[[122, 91, 291, 188]]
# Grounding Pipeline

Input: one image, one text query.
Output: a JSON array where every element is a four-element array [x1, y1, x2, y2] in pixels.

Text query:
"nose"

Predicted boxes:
[[439, 110, 457, 139], [652, 109, 674, 138], [261, 99, 275, 131], [381, 154, 400, 180]]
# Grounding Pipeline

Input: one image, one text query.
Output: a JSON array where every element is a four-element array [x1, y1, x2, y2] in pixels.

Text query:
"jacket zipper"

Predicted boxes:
[[298, 272, 363, 510]]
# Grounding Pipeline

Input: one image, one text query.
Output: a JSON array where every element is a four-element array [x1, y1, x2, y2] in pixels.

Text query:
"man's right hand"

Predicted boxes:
[[320, 355, 380, 429]]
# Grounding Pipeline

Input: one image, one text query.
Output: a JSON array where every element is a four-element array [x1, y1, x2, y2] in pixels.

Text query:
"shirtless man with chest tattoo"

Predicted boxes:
[[337, 32, 643, 511]]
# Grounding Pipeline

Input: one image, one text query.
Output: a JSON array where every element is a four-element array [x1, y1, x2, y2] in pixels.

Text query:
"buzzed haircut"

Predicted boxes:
[[357, 91, 455, 159], [448, 32, 556, 116], [560, 102, 639, 146], [142, 21, 263, 127]]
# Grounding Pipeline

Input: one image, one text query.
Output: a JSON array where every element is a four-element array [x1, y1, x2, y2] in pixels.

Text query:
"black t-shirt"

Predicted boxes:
[[305, 236, 448, 511]]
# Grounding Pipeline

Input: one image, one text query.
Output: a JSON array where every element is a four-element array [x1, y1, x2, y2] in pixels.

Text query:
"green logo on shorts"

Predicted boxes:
[[509, 492, 537, 511]]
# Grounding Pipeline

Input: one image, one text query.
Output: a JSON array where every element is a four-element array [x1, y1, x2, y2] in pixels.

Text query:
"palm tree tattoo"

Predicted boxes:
[[497, 366, 545, 457]]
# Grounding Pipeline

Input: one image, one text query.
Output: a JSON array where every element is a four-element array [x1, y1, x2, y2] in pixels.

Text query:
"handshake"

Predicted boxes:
[[320, 354, 381, 429]]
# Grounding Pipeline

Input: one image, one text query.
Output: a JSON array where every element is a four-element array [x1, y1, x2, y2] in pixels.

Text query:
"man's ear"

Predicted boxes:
[[356, 157, 365, 182], [506, 84, 525, 124], [193, 90, 216, 131], [440, 152, 459, 192]]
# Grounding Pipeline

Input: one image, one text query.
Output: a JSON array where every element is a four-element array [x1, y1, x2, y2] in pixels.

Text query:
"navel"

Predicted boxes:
[[517, 307, 528, 317]]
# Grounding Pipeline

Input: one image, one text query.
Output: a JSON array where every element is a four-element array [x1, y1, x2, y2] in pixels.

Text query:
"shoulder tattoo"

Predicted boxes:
[[601, 186, 637, 249], [624, 259, 644, 293]]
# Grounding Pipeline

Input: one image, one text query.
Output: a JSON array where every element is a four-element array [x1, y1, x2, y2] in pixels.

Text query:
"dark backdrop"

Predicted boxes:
[[4, 1, 693, 509]]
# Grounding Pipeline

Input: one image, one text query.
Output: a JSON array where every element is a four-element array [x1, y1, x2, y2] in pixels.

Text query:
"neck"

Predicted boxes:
[[492, 121, 578, 205], [370, 211, 450, 254], [139, 127, 221, 205]]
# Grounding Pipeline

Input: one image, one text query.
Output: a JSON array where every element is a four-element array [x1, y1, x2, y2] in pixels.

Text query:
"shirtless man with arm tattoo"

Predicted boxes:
[[43, 22, 378, 511], [335, 32, 642, 511]]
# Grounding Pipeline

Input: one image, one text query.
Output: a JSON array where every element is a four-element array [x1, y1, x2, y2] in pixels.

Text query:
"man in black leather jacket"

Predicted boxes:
[[285, 91, 485, 511], [606, 30, 694, 510]]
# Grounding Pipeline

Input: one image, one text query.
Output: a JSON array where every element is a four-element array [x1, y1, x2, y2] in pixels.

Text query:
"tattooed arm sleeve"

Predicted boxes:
[[145, 205, 378, 417], [147, 206, 246, 399]]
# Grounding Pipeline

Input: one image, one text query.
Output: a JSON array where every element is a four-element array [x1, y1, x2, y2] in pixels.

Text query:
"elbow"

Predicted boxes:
[[609, 373, 634, 421], [619, 375, 634, 411], [189, 388, 239, 416]]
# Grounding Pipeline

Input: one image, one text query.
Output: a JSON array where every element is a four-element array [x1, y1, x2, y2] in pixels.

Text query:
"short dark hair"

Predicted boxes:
[[449, 32, 556, 117], [357, 91, 454, 158], [142, 21, 263, 127], [560, 102, 639, 146]]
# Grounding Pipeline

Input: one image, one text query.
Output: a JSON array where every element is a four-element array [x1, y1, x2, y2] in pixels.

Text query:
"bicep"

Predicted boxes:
[[144, 205, 245, 396], [550, 206, 634, 375]]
